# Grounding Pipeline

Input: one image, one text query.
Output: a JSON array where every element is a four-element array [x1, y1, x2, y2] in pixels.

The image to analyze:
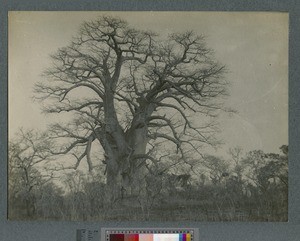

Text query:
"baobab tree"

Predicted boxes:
[[34, 16, 229, 203]]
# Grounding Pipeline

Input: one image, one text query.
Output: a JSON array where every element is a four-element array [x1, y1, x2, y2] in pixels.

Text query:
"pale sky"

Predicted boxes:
[[8, 11, 288, 157]]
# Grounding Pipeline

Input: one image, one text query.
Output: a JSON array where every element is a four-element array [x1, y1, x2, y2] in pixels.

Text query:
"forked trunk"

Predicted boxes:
[[100, 91, 153, 206], [103, 126, 149, 206]]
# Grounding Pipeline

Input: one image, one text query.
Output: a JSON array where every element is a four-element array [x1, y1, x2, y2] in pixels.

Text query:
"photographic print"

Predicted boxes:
[[8, 11, 288, 221]]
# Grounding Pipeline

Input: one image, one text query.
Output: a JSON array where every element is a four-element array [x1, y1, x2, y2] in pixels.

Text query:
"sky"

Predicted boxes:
[[8, 11, 288, 157]]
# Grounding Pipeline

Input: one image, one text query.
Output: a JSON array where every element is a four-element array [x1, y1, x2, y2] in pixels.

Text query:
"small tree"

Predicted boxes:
[[241, 146, 288, 220], [242, 150, 267, 188], [257, 146, 288, 209], [8, 129, 53, 218], [202, 155, 230, 185]]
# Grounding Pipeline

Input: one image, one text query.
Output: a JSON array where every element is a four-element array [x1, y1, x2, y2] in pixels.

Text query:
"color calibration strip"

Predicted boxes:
[[106, 230, 193, 241], [109, 233, 191, 241]]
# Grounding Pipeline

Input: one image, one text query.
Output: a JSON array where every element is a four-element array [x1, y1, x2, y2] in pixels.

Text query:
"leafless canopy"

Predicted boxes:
[[34, 16, 228, 172]]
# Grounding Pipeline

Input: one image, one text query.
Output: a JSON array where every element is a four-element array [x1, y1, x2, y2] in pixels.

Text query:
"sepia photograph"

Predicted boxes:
[[8, 11, 288, 222]]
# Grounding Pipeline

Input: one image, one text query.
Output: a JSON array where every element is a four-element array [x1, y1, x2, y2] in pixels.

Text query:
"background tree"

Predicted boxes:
[[228, 147, 243, 183], [34, 16, 229, 203], [8, 129, 54, 219], [202, 155, 230, 185], [256, 146, 288, 219], [242, 150, 267, 188], [34, 182, 65, 220], [226, 147, 245, 202]]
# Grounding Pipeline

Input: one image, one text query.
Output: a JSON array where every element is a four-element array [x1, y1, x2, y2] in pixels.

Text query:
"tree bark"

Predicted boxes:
[[97, 98, 154, 206], [95, 90, 152, 205]]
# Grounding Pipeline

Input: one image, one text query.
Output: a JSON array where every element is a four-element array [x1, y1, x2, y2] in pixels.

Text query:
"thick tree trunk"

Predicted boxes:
[[125, 127, 148, 197], [103, 127, 148, 205], [123, 103, 154, 199], [97, 90, 154, 207]]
